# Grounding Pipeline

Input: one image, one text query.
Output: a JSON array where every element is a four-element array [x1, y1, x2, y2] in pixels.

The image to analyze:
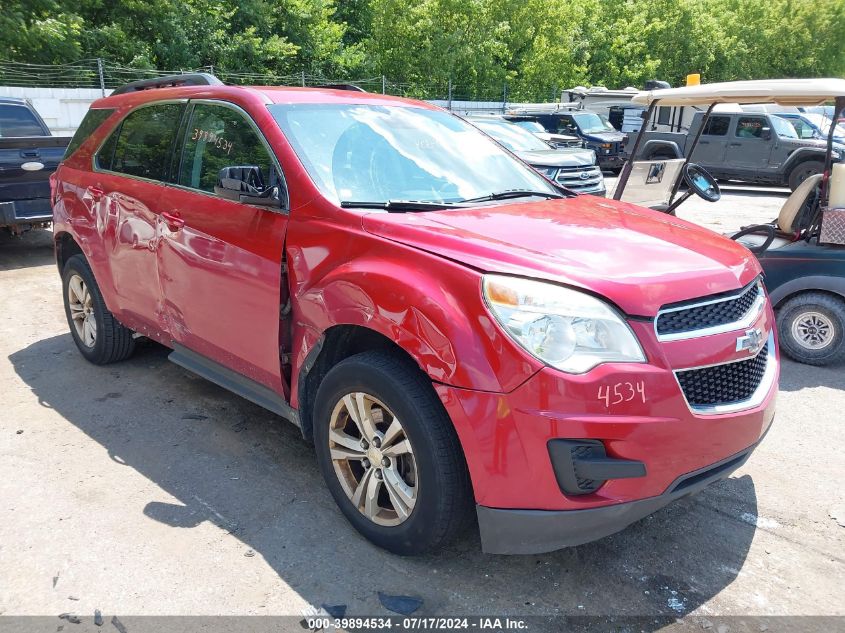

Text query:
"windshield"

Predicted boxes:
[[512, 120, 546, 134], [471, 119, 551, 152], [771, 116, 799, 139], [269, 104, 557, 205], [572, 112, 615, 134], [803, 113, 845, 138]]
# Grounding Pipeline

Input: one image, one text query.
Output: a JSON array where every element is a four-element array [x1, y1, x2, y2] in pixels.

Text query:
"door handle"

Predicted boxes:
[[699, 140, 710, 145], [728, 142, 742, 147], [161, 211, 185, 231], [88, 186, 105, 200], [20, 149, 40, 158]]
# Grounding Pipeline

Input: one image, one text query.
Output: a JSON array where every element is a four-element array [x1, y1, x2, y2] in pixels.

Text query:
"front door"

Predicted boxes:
[[157, 101, 290, 395], [726, 115, 774, 169], [690, 114, 730, 168]]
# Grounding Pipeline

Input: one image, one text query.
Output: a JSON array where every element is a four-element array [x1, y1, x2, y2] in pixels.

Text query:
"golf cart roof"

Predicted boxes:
[[631, 78, 845, 107]]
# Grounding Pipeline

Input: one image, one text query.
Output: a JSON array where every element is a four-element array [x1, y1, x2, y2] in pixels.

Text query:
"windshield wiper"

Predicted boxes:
[[460, 189, 565, 203], [340, 200, 466, 212]]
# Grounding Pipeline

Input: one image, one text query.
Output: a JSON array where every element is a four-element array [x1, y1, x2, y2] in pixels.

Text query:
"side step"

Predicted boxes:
[[168, 344, 299, 426]]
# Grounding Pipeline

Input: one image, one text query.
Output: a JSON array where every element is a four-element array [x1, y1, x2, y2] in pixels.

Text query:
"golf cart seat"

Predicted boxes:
[[730, 174, 822, 252]]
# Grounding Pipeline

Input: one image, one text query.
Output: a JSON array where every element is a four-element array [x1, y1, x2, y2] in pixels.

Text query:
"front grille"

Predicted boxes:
[[676, 343, 769, 409], [555, 166, 603, 192], [656, 281, 762, 337]]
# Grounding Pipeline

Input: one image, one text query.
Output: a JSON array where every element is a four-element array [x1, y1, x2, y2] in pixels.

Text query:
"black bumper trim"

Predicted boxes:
[[477, 440, 761, 555], [1, 199, 53, 226]]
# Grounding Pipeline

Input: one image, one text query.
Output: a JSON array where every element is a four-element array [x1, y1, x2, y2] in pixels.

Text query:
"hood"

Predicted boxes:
[[585, 131, 625, 142], [517, 148, 596, 168], [536, 132, 581, 144], [362, 196, 760, 316]]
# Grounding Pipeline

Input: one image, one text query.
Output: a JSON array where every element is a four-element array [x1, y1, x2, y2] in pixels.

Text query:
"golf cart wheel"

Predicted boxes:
[[777, 292, 845, 366], [62, 254, 135, 365], [313, 350, 473, 555], [788, 160, 824, 191]]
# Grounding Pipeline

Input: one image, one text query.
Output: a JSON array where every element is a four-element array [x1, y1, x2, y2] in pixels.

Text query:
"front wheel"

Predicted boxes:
[[777, 292, 845, 366], [313, 350, 473, 555], [788, 160, 824, 191]]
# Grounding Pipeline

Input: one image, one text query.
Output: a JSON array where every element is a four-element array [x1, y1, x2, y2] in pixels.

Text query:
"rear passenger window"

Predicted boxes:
[[97, 104, 183, 180], [65, 108, 114, 160], [178, 103, 275, 194], [702, 116, 730, 136]]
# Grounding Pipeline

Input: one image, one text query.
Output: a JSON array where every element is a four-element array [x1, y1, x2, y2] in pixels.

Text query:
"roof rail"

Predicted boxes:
[[319, 83, 367, 92], [110, 73, 223, 96]]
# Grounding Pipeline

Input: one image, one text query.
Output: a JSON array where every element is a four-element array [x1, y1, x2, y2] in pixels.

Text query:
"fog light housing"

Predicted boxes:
[[547, 439, 647, 496]]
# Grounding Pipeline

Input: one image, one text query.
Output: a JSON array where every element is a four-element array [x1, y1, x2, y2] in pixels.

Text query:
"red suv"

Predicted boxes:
[[51, 74, 778, 555]]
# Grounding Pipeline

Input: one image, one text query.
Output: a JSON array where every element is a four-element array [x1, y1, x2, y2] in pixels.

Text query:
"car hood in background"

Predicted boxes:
[[362, 195, 759, 316], [584, 131, 626, 143], [516, 148, 596, 168]]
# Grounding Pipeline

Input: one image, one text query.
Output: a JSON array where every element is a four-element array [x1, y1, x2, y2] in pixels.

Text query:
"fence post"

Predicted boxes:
[[503, 82, 508, 113], [301, 70, 306, 87], [96, 58, 106, 97], [382, 75, 386, 94], [448, 77, 452, 111]]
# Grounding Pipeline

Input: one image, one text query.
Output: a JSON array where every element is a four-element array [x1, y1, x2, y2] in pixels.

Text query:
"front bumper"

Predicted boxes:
[[434, 303, 778, 554], [477, 439, 761, 554]]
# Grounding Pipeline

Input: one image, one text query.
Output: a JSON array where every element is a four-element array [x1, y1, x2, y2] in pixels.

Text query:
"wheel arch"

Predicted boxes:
[[782, 149, 826, 175], [770, 276, 845, 309], [54, 231, 84, 274]]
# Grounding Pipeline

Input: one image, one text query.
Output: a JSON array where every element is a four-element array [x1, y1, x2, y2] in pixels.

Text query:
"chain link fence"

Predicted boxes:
[[0, 58, 559, 112]]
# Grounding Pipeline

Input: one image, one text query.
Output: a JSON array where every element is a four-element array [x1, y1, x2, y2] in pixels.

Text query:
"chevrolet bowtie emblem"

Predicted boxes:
[[736, 328, 765, 355]]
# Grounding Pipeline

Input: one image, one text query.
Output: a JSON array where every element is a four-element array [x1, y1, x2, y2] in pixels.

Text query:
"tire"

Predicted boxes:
[[313, 350, 473, 555], [787, 160, 824, 191], [62, 254, 135, 365], [776, 292, 845, 366]]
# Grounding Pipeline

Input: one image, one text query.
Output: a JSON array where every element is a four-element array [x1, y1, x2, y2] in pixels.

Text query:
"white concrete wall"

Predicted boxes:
[[0, 87, 111, 136]]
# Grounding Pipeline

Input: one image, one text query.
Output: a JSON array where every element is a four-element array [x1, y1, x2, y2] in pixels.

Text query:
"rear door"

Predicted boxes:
[[726, 115, 774, 169], [157, 100, 290, 395], [690, 114, 730, 167], [91, 101, 185, 335]]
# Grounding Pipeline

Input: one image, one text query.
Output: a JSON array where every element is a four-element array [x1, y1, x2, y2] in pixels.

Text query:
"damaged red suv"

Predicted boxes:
[[51, 74, 778, 554]]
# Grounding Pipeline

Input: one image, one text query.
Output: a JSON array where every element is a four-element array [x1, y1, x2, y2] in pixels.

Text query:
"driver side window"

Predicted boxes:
[[178, 103, 277, 196]]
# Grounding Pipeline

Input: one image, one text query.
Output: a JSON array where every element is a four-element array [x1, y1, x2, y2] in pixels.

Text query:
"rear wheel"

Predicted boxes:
[[777, 292, 845, 366], [313, 350, 473, 554], [788, 160, 824, 191], [62, 254, 135, 364]]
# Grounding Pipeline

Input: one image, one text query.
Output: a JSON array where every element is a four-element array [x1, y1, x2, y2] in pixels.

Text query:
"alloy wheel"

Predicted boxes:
[[791, 310, 835, 350], [67, 273, 97, 348], [328, 392, 418, 526]]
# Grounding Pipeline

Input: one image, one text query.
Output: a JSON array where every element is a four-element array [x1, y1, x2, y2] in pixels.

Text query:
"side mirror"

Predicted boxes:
[[214, 166, 281, 207], [761, 127, 772, 140]]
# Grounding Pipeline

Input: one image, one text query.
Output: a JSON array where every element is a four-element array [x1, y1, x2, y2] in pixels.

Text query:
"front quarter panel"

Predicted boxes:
[[286, 207, 542, 404]]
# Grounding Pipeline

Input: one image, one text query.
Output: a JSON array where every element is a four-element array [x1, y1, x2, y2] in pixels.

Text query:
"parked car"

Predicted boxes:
[[627, 110, 842, 190], [775, 112, 845, 145], [0, 97, 70, 233], [508, 108, 627, 171], [500, 116, 583, 149], [468, 116, 605, 196], [52, 74, 777, 555]]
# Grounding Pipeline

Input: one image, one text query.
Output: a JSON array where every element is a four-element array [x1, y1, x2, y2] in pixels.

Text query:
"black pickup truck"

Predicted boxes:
[[0, 97, 71, 233]]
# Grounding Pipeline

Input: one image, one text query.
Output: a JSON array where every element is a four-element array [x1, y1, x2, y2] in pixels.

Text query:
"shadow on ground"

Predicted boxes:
[[0, 229, 54, 272], [10, 334, 761, 626], [778, 357, 845, 392]]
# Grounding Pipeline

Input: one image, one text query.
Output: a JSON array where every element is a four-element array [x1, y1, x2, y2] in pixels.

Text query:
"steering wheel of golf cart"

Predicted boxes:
[[729, 224, 777, 254], [683, 163, 721, 202]]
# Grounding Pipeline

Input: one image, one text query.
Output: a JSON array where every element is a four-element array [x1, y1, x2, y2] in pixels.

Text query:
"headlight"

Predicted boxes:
[[483, 275, 646, 374], [600, 143, 613, 148]]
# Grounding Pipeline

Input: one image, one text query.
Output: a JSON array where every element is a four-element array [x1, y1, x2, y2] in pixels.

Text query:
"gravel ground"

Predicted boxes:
[[0, 188, 843, 629]]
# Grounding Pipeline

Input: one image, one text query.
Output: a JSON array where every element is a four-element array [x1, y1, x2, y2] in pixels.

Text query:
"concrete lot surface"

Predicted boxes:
[[1, 189, 843, 627]]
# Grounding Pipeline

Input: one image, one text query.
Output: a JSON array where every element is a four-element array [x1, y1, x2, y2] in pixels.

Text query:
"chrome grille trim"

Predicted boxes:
[[655, 278, 766, 342], [673, 332, 777, 416]]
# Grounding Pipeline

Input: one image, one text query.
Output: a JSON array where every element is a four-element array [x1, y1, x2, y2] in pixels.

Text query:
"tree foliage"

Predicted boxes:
[[1, 0, 843, 97]]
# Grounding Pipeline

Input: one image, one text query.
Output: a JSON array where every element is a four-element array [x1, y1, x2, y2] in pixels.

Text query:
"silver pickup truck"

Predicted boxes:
[[0, 97, 71, 234], [626, 110, 843, 190]]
